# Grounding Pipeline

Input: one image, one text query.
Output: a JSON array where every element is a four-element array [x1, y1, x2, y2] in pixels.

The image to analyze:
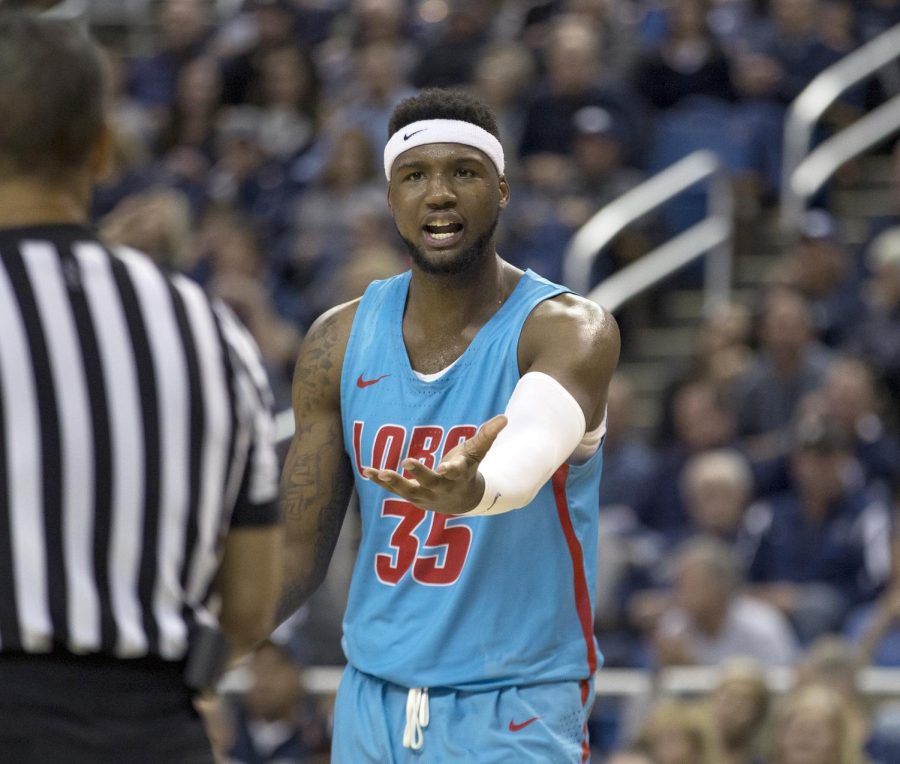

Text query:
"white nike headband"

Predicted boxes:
[[383, 119, 505, 180]]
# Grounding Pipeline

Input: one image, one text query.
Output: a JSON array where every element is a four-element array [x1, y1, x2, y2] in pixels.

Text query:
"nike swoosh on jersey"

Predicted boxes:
[[357, 373, 390, 388], [508, 717, 540, 732]]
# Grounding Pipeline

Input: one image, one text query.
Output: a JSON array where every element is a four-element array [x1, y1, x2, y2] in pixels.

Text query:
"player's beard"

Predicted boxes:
[[399, 213, 499, 276]]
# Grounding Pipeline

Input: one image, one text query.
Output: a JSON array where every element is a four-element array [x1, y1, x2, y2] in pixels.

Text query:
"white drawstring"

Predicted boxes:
[[402, 687, 430, 750]]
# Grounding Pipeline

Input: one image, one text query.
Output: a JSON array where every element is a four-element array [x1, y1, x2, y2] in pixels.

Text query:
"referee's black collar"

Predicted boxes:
[[0, 222, 98, 242]]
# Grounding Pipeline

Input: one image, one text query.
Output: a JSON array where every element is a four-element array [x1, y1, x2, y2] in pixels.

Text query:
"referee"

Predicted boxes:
[[0, 13, 283, 764]]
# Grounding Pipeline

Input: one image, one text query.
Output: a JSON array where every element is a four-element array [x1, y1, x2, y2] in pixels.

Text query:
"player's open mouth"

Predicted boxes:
[[422, 218, 464, 248]]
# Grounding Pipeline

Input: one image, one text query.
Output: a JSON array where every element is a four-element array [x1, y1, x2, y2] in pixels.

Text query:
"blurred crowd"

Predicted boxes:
[[83, 0, 900, 761]]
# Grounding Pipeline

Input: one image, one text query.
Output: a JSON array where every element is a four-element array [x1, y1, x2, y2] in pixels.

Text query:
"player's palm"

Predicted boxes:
[[362, 415, 507, 515]]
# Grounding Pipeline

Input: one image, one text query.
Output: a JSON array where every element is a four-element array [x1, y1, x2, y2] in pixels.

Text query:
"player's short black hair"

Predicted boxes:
[[0, 12, 108, 178], [387, 89, 501, 142]]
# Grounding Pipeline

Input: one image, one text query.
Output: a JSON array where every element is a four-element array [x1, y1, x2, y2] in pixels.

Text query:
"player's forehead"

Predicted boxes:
[[391, 143, 495, 173]]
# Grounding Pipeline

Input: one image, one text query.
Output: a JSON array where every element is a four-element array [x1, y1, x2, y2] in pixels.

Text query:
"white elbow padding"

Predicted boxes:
[[468, 371, 586, 516]]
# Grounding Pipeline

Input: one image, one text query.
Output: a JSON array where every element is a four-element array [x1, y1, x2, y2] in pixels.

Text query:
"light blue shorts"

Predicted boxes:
[[332, 665, 595, 763]]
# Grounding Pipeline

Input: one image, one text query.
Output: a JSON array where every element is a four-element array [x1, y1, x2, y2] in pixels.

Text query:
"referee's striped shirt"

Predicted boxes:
[[0, 224, 280, 661]]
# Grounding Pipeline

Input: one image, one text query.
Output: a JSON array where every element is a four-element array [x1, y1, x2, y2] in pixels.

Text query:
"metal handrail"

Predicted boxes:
[[791, 93, 900, 203], [221, 664, 900, 699], [562, 150, 733, 315], [781, 22, 900, 233]]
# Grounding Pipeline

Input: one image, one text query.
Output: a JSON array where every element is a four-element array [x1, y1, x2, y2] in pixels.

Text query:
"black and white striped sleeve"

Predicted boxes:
[[213, 301, 281, 527]]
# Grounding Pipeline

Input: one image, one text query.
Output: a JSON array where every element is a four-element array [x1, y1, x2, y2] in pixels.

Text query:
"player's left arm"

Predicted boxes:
[[365, 294, 619, 515], [517, 293, 620, 433]]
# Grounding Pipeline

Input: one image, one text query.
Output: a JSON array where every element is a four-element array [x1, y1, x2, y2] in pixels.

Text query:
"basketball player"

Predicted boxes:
[[279, 89, 619, 762]]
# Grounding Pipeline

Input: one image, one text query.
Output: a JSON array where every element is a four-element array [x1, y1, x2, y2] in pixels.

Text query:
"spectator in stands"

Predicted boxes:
[[650, 536, 797, 667], [636, 0, 737, 112], [329, 202, 406, 308], [769, 684, 866, 764], [509, 104, 645, 285], [633, 698, 720, 764], [410, 0, 491, 89], [570, 106, 643, 209], [227, 639, 330, 763], [727, 0, 855, 196], [695, 301, 754, 396], [204, 213, 301, 407], [779, 209, 866, 347], [849, 227, 900, 409], [569, 105, 648, 283], [156, 57, 223, 187], [471, 42, 536, 182], [129, 0, 210, 111], [748, 416, 892, 643], [256, 45, 321, 162], [519, 17, 640, 164], [736, 0, 845, 105], [846, 526, 900, 667], [287, 128, 383, 290], [734, 288, 831, 450], [220, 0, 300, 106], [497, 155, 577, 285], [206, 106, 292, 234], [680, 450, 768, 569], [817, 0, 859, 57], [331, 42, 417, 169], [91, 126, 156, 221], [595, 373, 657, 650], [599, 374, 658, 514], [638, 378, 738, 538], [795, 636, 871, 747], [708, 658, 770, 764], [561, 0, 642, 86], [816, 357, 900, 491], [606, 751, 653, 764], [99, 188, 195, 272], [322, 0, 417, 83], [102, 42, 156, 153], [656, 302, 754, 448]]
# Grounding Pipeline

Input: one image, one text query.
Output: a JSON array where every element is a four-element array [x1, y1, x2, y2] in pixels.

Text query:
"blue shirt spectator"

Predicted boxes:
[[129, 0, 210, 109], [735, 288, 832, 441], [748, 418, 891, 642]]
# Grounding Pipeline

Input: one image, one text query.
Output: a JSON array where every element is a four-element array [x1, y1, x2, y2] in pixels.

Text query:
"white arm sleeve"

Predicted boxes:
[[467, 371, 587, 516]]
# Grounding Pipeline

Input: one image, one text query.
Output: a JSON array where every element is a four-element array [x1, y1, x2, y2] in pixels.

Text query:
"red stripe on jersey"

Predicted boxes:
[[552, 465, 598, 676], [579, 679, 591, 762]]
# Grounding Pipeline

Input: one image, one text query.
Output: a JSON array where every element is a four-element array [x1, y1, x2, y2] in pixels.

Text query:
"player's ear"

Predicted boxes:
[[386, 182, 393, 213], [498, 175, 510, 210], [89, 120, 115, 182]]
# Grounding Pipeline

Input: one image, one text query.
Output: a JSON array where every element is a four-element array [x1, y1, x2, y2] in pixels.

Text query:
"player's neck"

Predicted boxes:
[[407, 253, 516, 332], [0, 176, 89, 229]]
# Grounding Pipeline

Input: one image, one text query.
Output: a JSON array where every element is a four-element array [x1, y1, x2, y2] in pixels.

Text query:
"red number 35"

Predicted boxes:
[[374, 499, 472, 586]]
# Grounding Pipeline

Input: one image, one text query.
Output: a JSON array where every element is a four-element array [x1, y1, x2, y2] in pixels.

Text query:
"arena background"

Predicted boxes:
[[8, 0, 900, 761]]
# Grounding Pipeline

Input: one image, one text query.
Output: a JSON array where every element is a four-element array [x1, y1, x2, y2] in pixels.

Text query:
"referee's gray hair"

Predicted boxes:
[[0, 12, 107, 177]]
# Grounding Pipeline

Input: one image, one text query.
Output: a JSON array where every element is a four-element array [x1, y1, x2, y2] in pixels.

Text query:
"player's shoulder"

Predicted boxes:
[[518, 289, 619, 377], [298, 297, 361, 374], [526, 291, 619, 347], [306, 297, 361, 348], [290, 298, 362, 408]]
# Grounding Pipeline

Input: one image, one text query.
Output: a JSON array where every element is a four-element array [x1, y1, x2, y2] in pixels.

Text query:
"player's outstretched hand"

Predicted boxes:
[[361, 415, 507, 515]]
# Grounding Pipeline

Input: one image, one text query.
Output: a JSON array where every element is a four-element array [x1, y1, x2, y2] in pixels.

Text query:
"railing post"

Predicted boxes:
[[703, 167, 733, 317]]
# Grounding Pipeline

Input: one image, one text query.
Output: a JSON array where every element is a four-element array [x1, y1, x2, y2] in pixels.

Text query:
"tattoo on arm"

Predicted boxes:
[[276, 444, 352, 623], [276, 310, 354, 624]]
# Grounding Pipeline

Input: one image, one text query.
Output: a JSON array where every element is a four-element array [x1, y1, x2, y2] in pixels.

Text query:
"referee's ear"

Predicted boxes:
[[88, 121, 115, 183]]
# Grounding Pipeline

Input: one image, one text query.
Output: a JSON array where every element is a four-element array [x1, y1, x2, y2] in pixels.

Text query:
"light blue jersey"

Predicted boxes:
[[340, 269, 603, 692]]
